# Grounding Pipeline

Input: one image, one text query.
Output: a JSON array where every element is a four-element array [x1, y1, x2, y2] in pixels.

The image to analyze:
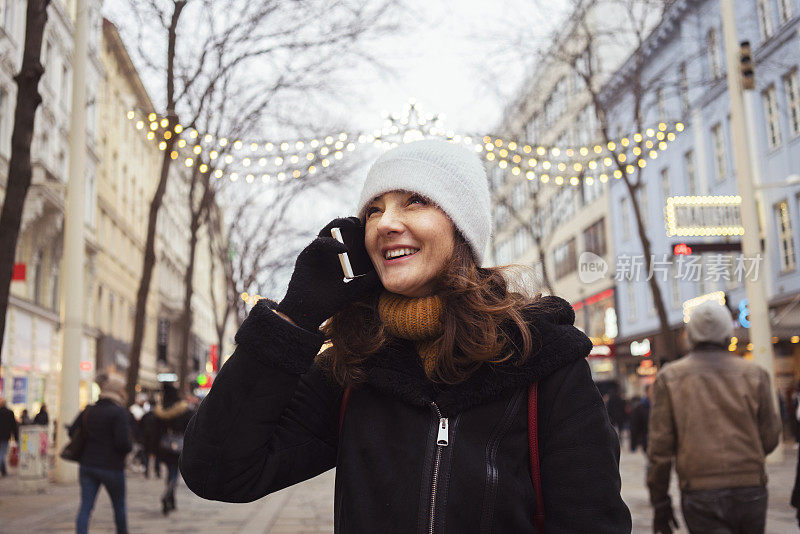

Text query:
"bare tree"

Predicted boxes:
[[480, 0, 685, 361], [0, 0, 51, 365], [118, 0, 400, 402]]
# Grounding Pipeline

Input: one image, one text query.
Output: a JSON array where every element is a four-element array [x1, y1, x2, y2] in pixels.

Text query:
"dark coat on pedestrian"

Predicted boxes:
[[68, 398, 133, 471], [180, 299, 631, 533], [0, 405, 19, 443], [33, 406, 49, 425], [628, 397, 650, 452], [140, 410, 161, 452], [155, 400, 193, 466]]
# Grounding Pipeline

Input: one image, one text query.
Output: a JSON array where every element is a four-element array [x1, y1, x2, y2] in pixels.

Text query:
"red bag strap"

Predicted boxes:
[[338, 386, 352, 435], [528, 382, 545, 533]]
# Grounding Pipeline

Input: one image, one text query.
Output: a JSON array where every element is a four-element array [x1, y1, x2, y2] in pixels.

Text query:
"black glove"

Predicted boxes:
[[652, 498, 679, 534], [276, 217, 381, 331]]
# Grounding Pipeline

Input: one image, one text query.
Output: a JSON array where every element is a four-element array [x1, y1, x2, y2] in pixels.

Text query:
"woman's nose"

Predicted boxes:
[[376, 207, 405, 235]]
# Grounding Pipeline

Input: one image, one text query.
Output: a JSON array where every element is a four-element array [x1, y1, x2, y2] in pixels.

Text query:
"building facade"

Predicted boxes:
[[602, 0, 800, 395], [0, 0, 104, 415], [489, 0, 660, 385]]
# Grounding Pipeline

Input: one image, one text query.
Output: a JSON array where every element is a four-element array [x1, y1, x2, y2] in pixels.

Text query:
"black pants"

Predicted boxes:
[[681, 486, 767, 534]]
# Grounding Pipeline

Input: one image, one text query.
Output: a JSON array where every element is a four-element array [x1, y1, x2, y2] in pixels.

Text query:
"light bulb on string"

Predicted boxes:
[[148, 113, 157, 122], [174, 125, 183, 134], [233, 140, 242, 150], [146, 132, 155, 141], [136, 121, 144, 130], [164, 131, 172, 140], [219, 138, 228, 147], [127, 111, 135, 120], [178, 139, 186, 148], [210, 150, 218, 160]]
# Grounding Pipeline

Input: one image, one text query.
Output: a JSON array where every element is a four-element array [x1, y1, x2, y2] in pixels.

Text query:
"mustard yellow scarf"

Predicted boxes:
[[378, 291, 443, 376]]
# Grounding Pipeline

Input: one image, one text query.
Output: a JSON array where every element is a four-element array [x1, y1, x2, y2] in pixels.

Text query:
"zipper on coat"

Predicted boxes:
[[428, 402, 448, 534]]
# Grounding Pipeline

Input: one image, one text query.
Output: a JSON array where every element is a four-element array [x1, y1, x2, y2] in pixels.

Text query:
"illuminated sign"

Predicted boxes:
[[665, 196, 743, 237], [157, 373, 178, 383], [79, 361, 93, 372], [738, 299, 750, 328], [630, 339, 651, 357], [673, 243, 692, 255]]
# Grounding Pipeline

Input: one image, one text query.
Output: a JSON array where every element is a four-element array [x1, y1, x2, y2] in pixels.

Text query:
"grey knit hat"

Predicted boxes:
[[686, 300, 734, 348], [356, 139, 492, 265]]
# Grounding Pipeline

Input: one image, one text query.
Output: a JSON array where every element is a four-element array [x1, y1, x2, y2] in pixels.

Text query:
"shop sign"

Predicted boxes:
[[589, 344, 614, 357], [630, 338, 651, 357], [636, 359, 657, 376], [665, 195, 743, 237], [12, 376, 27, 404]]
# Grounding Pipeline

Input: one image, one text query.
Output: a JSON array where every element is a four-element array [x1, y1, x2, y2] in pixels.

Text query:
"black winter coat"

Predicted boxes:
[[69, 398, 133, 471], [180, 299, 631, 533], [0, 406, 18, 442], [155, 401, 193, 466]]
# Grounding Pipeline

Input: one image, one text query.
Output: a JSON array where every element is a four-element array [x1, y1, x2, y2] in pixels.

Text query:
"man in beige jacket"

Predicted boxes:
[[647, 300, 782, 534]]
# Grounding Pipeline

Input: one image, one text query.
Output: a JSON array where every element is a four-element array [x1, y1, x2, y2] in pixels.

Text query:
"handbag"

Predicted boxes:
[[159, 429, 184, 455], [60, 408, 89, 462]]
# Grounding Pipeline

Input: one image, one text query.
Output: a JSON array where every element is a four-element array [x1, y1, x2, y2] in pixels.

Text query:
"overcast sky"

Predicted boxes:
[[102, 0, 565, 294]]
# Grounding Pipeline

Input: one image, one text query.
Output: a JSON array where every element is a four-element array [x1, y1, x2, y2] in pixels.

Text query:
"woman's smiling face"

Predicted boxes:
[[364, 190, 455, 297]]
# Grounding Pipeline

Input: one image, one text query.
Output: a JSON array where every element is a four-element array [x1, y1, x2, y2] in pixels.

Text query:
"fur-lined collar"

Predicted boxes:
[[155, 400, 190, 420], [360, 296, 592, 416]]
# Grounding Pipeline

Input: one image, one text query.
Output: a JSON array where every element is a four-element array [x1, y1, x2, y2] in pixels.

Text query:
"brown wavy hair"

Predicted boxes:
[[322, 232, 549, 386]]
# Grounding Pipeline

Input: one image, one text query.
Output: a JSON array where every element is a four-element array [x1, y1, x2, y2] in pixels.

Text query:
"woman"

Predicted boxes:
[[155, 383, 193, 515], [70, 371, 132, 534], [181, 139, 631, 532]]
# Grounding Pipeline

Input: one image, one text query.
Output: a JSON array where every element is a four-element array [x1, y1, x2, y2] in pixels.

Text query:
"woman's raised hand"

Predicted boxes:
[[276, 217, 381, 331]]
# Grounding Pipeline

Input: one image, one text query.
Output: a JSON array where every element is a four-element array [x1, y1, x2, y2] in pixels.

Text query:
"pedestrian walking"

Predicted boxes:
[[0, 398, 19, 476], [629, 386, 651, 453], [33, 403, 49, 425], [180, 139, 631, 532], [19, 409, 31, 426], [605, 383, 628, 437], [155, 383, 192, 515], [647, 300, 782, 534], [140, 401, 161, 479], [69, 371, 132, 534]]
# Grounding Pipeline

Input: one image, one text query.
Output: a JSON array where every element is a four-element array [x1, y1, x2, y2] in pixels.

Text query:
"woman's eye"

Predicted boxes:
[[365, 206, 380, 217], [408, 195, 427, 206]]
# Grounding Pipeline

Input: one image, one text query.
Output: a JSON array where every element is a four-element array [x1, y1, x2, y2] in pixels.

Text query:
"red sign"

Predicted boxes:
[[12, 263, 26, 281], [79, 361, 93, 372], [673, 243, 692, 255], [210, 344, 219, 371]]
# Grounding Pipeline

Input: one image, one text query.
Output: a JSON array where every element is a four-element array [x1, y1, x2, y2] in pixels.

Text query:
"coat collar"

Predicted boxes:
[[361, 297, 592, 416]]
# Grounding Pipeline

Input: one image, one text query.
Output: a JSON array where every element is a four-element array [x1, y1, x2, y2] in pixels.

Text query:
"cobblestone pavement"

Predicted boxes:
[[0, 445, 796, 533]]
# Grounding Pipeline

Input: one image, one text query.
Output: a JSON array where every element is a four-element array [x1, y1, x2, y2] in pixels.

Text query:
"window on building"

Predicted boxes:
[[776, 200, 796, 271], [2, 0, 14, 32], [621, 196, 631, 240], [31, 249, 43, 305], [636, 185, 648, 226], [684, 150, 697, 195], [669, 262, 681, 309], [785, 70, 800, 138], [656, 88, 666, 121], [679, 63, 690, 114], [627, 280, 637, 322], [554, 238, 577, 279], [707, 29, 723, 80], [583, 218, 607, 256], [711, 123, 726, 180], [660, 167, 670, 203], [61, 65, 69, 107], [778, 0, 793, 22], [763, 85, 782, 148], [757, 0, 774, 40]]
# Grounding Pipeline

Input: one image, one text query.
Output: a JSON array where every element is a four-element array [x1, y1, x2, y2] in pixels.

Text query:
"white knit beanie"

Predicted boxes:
[[686, 300, 734, 348], [356, 139, 492, 265]]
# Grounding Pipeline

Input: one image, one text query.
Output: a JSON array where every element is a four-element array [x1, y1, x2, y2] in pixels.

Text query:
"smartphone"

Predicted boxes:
[[331, 226, 374, 279]]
